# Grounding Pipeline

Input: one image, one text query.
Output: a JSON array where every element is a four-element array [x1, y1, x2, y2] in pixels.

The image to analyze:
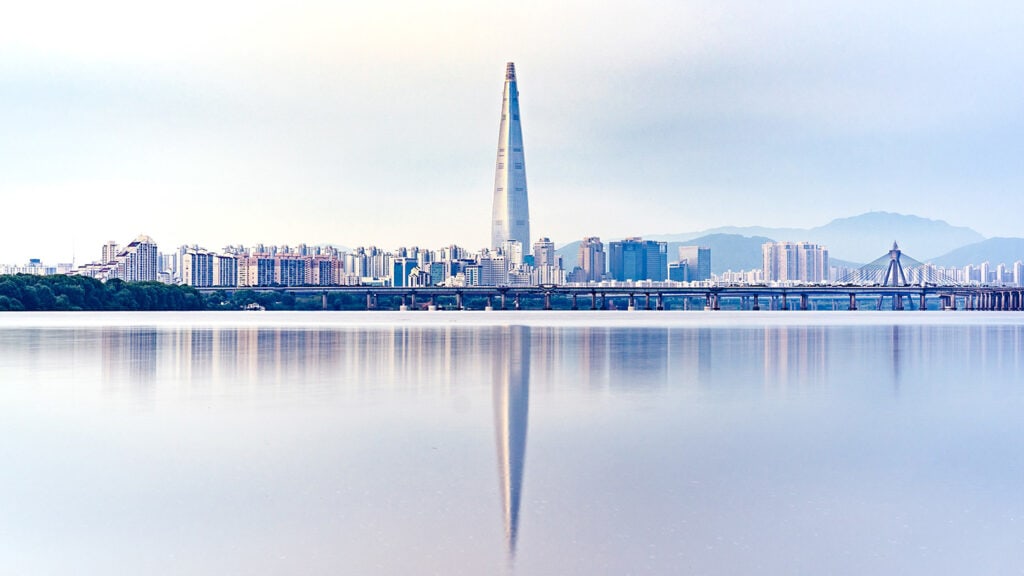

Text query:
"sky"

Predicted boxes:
[[2, 0, 1022, 264]]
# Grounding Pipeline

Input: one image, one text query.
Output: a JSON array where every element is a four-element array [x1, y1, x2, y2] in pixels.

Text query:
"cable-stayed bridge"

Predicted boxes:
[[836, 242, 957, 286]]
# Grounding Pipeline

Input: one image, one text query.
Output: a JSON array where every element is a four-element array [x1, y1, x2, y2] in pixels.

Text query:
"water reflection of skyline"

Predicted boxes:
[[7, 322, 1012, 401], [0, 323, 987, 400], [4, 319, 1024, 573]]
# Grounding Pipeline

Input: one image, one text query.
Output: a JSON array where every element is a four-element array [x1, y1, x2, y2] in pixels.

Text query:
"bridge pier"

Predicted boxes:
[[485, 296, 493, 311], [322, 292, 328, 310], [544, 291, 552, 311], [848, 293, 857, 311], [571, 293, 578, 310], [704, 293, 712, 311], [399, 295, 409, 311], [919, 292, 926, 311], [657, 293, 664, 311], [514, 294, 521, 310], [782, 293, 789, 311], [590, 291, 597, 311], [601, 293, 608, 310], [645, 293, 652, 310], [500, 292, 507, 310], [455, 291, 463, 310], [752, 294, 760, 311], [366, 292, 373, 311], [627, 293, 636, 311], [410, 292, 417, 309], [800, 294, 808, 311]]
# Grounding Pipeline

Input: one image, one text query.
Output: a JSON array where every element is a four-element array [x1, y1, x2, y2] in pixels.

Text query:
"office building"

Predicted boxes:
[[668, 261, 689, 282], [677, 246, 711, 282], [532, 238, 556, 268], [608, 238, 668, 282], [491, 62, 531, 250], [577, 237, 606, 282], [392, 258, 418, 288]]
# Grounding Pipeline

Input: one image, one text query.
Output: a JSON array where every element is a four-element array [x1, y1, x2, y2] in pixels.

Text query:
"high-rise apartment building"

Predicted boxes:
[[213, 254, 238, 287], [101, 241, 119, 264], [181, 249, 214, 287], [762, 241, 829, 283], [238, 256, 276, 287], [491, 62, 531, 250], [114, 235, 159, 282]]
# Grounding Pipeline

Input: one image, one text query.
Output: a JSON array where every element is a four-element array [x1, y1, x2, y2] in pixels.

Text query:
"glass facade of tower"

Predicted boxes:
[[491, 62, 531, 250]]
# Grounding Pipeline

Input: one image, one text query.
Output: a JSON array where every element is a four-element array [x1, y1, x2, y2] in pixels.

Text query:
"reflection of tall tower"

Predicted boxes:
[[491, 62, 531, 250], [493, 326, 530, 558]]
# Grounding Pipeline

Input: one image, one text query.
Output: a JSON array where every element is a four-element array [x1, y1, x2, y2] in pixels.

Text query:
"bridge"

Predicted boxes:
[[195, 284, 1024, 311]]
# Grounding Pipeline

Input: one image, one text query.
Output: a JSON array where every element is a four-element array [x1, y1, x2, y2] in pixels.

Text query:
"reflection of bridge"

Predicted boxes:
[[197, 285, 1024, 311]]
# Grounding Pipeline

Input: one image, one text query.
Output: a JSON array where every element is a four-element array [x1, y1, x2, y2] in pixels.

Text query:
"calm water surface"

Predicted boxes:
[[2, 312, 1023, 575]]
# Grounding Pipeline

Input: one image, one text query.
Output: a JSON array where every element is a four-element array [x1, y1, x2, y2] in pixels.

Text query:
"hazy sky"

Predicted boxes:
[[2, 0, 1021, 263]]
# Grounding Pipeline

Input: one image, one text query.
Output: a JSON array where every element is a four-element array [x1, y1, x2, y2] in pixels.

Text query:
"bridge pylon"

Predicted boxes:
[[882, 242, 908, 287]]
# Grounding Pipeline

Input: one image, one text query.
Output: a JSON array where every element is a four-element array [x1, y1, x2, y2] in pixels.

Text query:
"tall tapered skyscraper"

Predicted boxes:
[[491, 62, 531, 250]]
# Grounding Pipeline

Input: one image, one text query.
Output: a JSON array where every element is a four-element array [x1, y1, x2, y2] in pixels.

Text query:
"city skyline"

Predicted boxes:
[[3, 1, 1022, 265]]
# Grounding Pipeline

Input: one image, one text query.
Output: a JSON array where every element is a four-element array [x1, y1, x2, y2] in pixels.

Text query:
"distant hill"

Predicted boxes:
[[555, 233, 772, 275], [927, 238, 1024, 268], [554, 241, 582, 270], [646, 211, 985, 262], [668, 234, 773, 274]]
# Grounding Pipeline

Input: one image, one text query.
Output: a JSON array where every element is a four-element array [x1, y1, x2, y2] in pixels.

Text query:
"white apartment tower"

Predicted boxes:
[[763, 241, 829, 283]]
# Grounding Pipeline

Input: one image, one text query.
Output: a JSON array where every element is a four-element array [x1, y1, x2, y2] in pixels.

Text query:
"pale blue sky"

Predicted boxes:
[[2, 0, 1021, 264]]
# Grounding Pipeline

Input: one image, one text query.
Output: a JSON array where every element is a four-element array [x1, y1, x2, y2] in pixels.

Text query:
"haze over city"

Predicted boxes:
[[3, 0, 1021, 265]]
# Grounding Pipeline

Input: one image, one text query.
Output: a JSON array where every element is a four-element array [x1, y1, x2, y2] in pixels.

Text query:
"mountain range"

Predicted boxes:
[[555, 212, 1022, 274]]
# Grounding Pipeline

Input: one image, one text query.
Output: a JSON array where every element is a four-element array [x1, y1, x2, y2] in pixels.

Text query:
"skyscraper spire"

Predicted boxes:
[[491, 62, 531, 250]]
